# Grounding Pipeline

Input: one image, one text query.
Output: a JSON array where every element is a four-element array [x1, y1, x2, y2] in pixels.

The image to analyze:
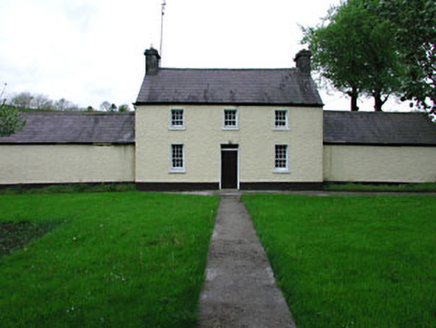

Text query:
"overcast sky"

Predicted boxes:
[[0, 0, 409, 111]]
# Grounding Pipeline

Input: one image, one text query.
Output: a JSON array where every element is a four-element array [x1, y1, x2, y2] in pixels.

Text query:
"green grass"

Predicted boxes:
[[243, 194, 436, 328], [1, 220, 61, 257], [324, 182, 436, 192], [0, 192, 218, 327]]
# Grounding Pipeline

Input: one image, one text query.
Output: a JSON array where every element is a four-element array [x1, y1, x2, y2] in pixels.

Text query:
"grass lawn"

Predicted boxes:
[[0, 192, 218, 327], [243, 194, 436, 328]]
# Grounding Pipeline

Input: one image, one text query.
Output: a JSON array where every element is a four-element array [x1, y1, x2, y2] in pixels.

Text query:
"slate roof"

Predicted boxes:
[[0, 112, 135, 144], [136, 68, 323, 106], [2, 110, 435, 146], [324, 111, 436, 146]]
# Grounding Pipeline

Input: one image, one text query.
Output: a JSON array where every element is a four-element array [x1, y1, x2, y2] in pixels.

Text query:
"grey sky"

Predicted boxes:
[[0, 0, 408, 111]]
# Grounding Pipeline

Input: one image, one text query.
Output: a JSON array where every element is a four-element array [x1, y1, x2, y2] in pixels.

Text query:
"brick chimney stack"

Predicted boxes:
[[294, 50, 312, 75], [144, 47, 161, 76]]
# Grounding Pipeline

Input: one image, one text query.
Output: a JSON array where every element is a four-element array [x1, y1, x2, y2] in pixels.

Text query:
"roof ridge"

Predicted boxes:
[[160, 67, 297, 71], [21, 111, 134, 116], [324, 110, 428, 115]]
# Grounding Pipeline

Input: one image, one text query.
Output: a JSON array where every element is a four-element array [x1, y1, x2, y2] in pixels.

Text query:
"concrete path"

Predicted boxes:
[[197, 195, 296, 328]]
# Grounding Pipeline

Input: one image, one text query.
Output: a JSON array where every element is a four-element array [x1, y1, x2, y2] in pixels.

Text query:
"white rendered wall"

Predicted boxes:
[[0, 144, 135, 184], [135, 105, 323, 184], [324, 145, 436, 183]]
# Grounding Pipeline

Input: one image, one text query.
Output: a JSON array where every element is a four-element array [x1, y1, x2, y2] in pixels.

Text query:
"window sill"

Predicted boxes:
[[273, 169, 290, 174], [273, 127, 289, 131], [169, 126, 186, 131], [169, 169, 186, 174], [222, 127, 239, 131]]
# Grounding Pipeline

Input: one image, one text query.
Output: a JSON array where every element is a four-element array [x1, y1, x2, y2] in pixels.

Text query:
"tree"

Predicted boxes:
[[9, 92, 80, 111], [100, 101, 111, 111], [374, 0, 435, 113], [302, 0, 405, 111], [31, 94, 53, 110], [0, 84, 25, 137], [118, 104, 130, 112], [302, 5, 365, 111], [108, 103, 117, 112], [0, 104, 26, 137], [54, 98, 78, 111], [360, 16, 405, 112], [9, 91, 33, 109]]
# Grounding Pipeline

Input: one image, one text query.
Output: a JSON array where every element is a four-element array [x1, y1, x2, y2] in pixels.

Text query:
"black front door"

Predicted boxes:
[[221, 150, 238, 189]]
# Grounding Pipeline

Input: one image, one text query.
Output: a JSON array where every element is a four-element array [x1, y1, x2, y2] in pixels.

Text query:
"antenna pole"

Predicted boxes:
[[160, 0, 166, 57]]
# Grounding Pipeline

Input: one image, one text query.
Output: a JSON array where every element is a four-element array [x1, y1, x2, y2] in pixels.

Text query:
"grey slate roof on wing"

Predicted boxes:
[[3, 110, 435, 146], [324, 111, 436, 146], [136, 68, 323, 106], [0, 112, 135, 144]]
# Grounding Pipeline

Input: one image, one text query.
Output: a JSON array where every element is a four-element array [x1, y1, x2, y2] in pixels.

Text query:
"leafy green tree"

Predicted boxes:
[[374, 0, 435, 113], [0, 84, 25, 137], [0, 104, 26, 137], [302, 5, 364, 111], [302, 0, 404, 111], [118, 104, 130, 112], [108, 103, 117, 112]]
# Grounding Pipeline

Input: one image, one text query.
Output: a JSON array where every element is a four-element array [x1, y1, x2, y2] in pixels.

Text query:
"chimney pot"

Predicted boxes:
[[294, 49, 312, 75], [144, 47, 161, 75]]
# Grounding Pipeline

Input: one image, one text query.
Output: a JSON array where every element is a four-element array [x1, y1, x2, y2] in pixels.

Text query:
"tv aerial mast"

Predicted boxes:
[[160, 0, 166, 57]]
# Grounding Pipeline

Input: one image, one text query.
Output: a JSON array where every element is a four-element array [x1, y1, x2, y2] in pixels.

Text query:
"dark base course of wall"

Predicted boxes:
[[240, 182, 323, 191], [0, 182, 134, 190], [136, 183, 220, 192], [136, 182, 324, 191], [325, 181, 422, 186], [6, 181, 430, 193], [324, 181, 436, 192]]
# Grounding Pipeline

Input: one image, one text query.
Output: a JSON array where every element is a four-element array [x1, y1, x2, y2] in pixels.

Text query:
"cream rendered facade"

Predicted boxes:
[[324, 145, 436, 183], [135, 105, 323, 189], [0, 144, 135, 185], [1, 113, 436, 188]]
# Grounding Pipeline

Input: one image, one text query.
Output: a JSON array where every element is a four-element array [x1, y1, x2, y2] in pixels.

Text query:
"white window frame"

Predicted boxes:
[[169, 108, 185, 130], [274, 144, 289, 173], [274, 109, 289, 130], [170, 144, 185, 173], [223, 109, 238, 130]]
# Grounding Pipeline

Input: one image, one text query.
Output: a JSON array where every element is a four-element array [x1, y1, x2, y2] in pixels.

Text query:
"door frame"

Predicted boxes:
[[220, 145, 239, 190]]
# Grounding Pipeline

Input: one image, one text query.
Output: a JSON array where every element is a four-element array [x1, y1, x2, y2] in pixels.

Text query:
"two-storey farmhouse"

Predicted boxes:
[[134, 48, 324, 190], [1, 48, 436, 190]]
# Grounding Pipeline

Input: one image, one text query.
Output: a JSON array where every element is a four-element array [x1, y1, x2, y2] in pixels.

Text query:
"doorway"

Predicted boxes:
[[221, 145, 239, 189]]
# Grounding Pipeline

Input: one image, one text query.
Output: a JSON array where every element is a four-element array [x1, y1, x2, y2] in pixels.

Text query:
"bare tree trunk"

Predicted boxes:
[[373, 89, 385, 111], [348, 87, 359, 111], [351, 94, 359, 111]]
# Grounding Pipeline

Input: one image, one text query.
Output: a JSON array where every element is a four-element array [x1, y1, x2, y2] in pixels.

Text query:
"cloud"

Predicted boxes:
[[0, 0, 411, 111], [63, 3, 98, 34]]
